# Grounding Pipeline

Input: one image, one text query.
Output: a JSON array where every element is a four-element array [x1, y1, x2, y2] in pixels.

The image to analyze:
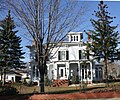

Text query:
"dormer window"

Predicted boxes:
[[70, 35, 79, 42], [68, 32, 83, 42]]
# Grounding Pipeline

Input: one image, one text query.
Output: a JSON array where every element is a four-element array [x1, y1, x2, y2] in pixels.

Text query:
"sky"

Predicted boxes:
[[1, 1, 120, 62], [13, 1, 120, 62]]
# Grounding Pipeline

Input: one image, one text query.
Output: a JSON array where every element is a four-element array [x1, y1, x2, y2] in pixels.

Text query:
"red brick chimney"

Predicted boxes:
[[88, 32, 91, 42]]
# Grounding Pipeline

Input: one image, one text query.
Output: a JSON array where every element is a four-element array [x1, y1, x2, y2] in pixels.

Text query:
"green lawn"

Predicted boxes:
[[12, 84, 81, 94], [1, 82, 120, 94], [11, 82, 106, 94], [0, 82, 119, 100]]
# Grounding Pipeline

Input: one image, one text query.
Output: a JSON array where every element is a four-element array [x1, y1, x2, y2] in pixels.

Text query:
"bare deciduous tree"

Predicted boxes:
[[8, 0, 88, 93]]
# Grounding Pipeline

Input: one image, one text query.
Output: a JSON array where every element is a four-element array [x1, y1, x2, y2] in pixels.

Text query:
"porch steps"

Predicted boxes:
[[52, 79, 68, 87]]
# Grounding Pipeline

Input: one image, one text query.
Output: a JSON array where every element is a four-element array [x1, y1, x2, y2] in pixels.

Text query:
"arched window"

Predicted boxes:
[[81, 65, 84, 79], [95, 68, 98, 79], [36, 69, 39, 77], [99, 67, 103, 79], [82, 69, 84, 79], [32, 66, 35, 77], [87, 63, 91, 79]]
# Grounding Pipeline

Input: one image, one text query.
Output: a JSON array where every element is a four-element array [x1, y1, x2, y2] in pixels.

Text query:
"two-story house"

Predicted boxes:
[[27, 32, 103, 84]]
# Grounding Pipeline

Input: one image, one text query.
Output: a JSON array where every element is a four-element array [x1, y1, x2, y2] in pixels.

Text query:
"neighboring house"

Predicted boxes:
[[0, 71, 22, 83], [27, 32, 103, 84], [0, 69, 29, 83], [107, 62, 120, 79], [26, 43, 40, 82], [17, 70, 29, 80]]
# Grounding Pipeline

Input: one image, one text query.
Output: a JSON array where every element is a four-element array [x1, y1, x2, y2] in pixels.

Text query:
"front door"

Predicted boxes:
[[59, 67, 65, 79]]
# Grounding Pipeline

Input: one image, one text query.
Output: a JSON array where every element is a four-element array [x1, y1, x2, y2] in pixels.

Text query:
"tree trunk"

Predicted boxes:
[[0, 70, 3, 81], [4, 72, 6, 85], [38, 59, 45, 93], [2, 68, 5, 86], [39, 61, 45, 93], [40, 74, 44, 94], [104, 59, 109, 87], [2, 70, 6, 86], [39, 41, 45, 93]]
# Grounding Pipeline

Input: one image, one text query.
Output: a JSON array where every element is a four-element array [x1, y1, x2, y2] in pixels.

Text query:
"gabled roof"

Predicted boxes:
[[5, 70, 22, 76]]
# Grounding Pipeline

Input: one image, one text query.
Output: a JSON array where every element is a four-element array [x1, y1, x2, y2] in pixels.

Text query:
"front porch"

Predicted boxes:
[[50, 61, 93, 84]]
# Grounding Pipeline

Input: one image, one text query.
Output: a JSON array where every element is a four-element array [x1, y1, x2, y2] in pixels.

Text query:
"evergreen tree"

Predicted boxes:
[[0, 10, 25, 84], [85, 1, 119, 87]]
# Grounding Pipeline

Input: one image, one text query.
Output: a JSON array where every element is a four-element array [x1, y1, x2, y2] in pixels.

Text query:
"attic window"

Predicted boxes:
[[80, 33, 83, 40], [76, 36, 78, 41], [74, 36, 75, 41], [71, 36, 73, 41]]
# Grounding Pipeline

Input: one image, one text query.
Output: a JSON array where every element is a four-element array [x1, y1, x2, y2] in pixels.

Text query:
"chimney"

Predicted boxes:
[[32, 40, 35, 45], [88, 32, 91, 42]]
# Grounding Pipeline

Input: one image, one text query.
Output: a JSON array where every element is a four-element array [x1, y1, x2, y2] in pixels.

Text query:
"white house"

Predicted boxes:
[[0, 69, 29, 83], [0, 71, 22, 83], [27, 32, 103, 84]]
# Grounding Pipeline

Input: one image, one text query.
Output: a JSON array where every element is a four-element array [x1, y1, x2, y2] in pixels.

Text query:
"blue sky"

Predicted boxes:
[[16, 1, 120, 62], [81, 1, 120, 28], [1, 1, 120, 62]]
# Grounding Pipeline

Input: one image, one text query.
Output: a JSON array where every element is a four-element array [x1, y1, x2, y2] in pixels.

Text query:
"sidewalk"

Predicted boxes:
[[29, 92, 120, 100], [88, 98, 120, 100]]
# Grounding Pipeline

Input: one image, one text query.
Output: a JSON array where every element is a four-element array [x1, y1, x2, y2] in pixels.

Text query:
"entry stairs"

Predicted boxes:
[[52, 79, 68, 87]]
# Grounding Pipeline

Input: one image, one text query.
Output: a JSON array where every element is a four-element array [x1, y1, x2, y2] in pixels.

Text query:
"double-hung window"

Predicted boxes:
[[79, 50, 82, 59], [58, 51, 69, 60], [58, 51, 65, 60]]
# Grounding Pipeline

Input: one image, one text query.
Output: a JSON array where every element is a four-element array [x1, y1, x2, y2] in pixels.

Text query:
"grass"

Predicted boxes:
[[10, 82, 106, 94], [11, 84, 81, 94], [45, 86, 80, 94], [0, 82, 120, 100], [1, 81, 120, 95]]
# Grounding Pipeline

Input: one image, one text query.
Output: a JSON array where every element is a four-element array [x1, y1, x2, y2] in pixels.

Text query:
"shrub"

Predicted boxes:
[[44, 76, 51, 86], [33, 82, 38, 86], [71, 75, 79, 84], [0, 86, 19, 95], [109, 75, 113, 80], [0, 81, 2, 86], [22, 77, 31, 86], [117, 74, 120, 78], [27, 81, 38, 86]]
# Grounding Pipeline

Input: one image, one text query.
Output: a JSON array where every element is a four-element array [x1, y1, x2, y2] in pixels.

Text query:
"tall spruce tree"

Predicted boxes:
[[0, 10, 24, 84], [86, 1, 119, 87]]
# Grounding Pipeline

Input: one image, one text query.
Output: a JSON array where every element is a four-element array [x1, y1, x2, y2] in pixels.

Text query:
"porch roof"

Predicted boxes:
[[52, 59, 90, 63]]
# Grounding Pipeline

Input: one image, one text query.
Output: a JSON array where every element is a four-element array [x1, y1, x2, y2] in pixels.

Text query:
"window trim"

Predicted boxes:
[[58, 51, 66, 60]]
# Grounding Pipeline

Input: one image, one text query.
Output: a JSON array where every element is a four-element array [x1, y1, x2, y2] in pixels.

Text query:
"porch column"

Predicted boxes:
[[80, 62, 82, 82], [54, 63, 57, 80], [66, 62, 70, 79], [31, 65, 34, 81], [35, 65, 37, 80], [78, 62, 81, 81], [90, 62, 93, 82]]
